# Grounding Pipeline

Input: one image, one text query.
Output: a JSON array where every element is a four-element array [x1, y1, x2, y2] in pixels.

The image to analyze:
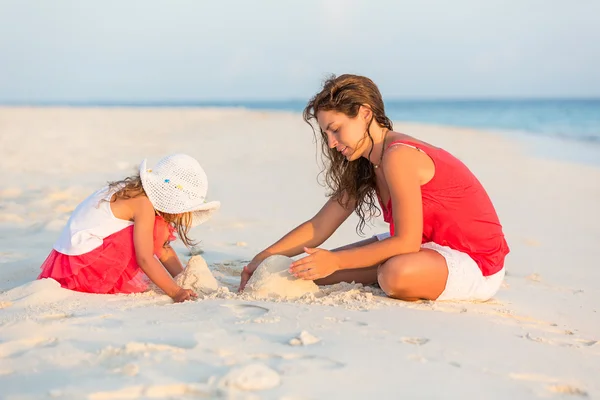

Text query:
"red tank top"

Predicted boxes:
[[378, 139, 509, 276]]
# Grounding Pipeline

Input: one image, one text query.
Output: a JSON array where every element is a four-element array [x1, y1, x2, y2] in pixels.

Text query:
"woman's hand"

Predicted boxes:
[[171, 287, 197, 303], [289, 247, 341, 280], [238, 256, 266, 292]]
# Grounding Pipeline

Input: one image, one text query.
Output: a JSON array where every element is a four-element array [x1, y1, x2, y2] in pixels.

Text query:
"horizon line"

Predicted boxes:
[[1, 96, 599, 107]]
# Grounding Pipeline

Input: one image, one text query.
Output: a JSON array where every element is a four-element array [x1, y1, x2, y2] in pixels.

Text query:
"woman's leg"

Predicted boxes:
[[315, 266, 379, 286], [313, 237, 450, 301], [377, 249, 448, 301], [314, 237, 379, 286]]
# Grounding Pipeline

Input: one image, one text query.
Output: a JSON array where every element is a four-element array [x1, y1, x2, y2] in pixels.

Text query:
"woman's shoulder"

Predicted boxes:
[[386, 132, 439, 150], [383, 132, 439, 186], [384, 132, 436, 163]]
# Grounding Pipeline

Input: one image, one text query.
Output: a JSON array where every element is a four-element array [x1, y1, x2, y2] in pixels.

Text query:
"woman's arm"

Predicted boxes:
[[239, 194, 355, 290], [291, 146, 425, 279], [259, 195, 355, 259]]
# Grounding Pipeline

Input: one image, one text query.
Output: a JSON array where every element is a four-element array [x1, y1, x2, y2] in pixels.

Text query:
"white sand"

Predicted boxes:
[[0, 107, 599, 399], [244, 255, 320, 300]]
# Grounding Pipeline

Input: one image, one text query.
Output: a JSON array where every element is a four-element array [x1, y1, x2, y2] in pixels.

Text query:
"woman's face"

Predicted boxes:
[[316, 106, 372, 162]]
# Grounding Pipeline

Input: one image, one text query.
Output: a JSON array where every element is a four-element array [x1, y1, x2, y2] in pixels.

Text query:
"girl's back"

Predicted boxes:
[[53, 186, 134, 256]]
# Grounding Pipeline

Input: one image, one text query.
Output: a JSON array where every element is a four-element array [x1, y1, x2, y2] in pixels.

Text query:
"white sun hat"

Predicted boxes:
[[139, 154, 220, 226]]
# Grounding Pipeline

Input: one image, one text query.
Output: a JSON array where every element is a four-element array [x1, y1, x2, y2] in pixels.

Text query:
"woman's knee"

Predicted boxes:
[[376, 251, 448, 301], [377, 260, 419, 299]]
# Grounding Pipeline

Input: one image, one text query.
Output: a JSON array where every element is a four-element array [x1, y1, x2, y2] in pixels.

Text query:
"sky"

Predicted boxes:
[[1, 0, 599, 102]]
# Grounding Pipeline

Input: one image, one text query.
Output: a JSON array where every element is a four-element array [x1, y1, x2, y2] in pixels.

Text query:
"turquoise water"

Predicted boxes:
[[188, 99, 600, 143], [384, 99, 600, 143], [196, 98, 600, 165], [14, 99, 599, 143]]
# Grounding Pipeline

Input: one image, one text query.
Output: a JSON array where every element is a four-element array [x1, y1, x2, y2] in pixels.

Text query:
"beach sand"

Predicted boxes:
[[0, 107, 598, 399]]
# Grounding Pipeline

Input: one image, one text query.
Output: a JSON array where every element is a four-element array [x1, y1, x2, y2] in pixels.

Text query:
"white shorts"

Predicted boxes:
[[374, 232, 505, 301]]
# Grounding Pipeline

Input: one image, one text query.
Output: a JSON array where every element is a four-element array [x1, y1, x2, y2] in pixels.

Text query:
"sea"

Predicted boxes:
[[188, 99, 600, 144], [199, 98, 600, 166]]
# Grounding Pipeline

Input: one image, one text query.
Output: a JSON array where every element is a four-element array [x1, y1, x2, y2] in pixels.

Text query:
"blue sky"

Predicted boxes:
[[1, 0, 599, 102]]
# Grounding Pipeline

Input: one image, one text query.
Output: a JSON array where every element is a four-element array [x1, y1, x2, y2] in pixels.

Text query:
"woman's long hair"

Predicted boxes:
[[303, 74, 393, 235]]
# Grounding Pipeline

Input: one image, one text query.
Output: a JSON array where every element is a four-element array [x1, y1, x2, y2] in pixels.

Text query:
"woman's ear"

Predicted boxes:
[[360, 105, 373, 121]]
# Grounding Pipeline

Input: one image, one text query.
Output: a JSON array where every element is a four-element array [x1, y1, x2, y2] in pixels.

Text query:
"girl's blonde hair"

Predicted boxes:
[[106, 174, 196, 247]]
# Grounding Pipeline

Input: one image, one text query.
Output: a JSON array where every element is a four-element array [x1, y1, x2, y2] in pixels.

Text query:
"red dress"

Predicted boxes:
[[38, 216, 176, 294]]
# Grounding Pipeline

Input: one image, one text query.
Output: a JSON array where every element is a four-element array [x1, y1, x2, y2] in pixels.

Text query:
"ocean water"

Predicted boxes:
[[186, 99, 600, 144], [195, 98, 600, 165], [15, 98, 600, 143]]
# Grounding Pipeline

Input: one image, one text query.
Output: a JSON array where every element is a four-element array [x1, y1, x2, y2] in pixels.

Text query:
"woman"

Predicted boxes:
[[239, 74, 509, 301]]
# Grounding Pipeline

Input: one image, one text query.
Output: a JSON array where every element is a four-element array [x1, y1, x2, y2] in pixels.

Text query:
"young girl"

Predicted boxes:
[[38, 153, 220, 303], [239, 74, 509, 302]]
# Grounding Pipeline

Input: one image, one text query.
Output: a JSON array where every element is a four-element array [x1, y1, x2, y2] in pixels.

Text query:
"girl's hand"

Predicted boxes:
[[171, 287, 197, 303], [289, 247, 341, 280]]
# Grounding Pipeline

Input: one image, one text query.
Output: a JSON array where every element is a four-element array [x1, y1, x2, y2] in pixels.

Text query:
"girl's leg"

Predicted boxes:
[[377, 249, 448, 301], [314, 237, 379, 286]]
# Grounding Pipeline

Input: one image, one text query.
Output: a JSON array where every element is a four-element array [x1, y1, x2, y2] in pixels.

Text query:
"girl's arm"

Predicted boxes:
[[239, 194, 355, 290], [291, 146, 424, 278], [132, 198, 195, 301], [159, 244, 184, 278]]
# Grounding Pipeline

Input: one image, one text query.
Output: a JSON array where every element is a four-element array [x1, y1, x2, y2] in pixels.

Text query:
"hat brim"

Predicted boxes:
[[190, 201, 221, 227], [139, 158, 151, 193]]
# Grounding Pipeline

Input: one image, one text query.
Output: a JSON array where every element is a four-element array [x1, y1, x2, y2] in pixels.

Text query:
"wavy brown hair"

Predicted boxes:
[[303, 74, 393, 235], [105, 174, 196, 247]]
